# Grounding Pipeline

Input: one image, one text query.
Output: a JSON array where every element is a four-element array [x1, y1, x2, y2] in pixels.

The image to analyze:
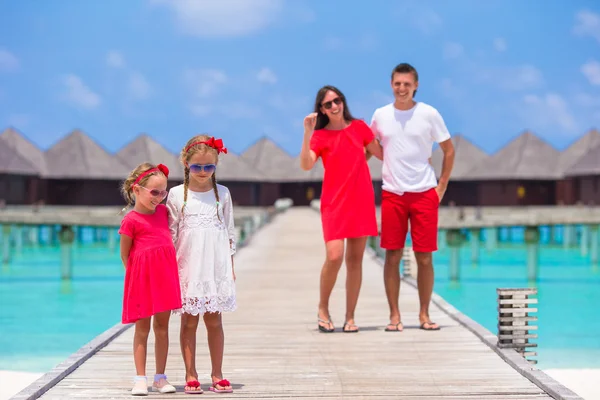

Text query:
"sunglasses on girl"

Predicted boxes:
[[189, 163, 216, 174], [321, 97, 342, 110], [138, 186, 168, 198]]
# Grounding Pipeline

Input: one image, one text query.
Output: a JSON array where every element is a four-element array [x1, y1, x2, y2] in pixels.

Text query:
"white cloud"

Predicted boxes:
[[476, 64, 544, 91], [128, 72, 152, 100], [522, 93, 577, 132], [0, 49, 19, 72], [61, 74, 101, 110], [152, 0, 283, 38], [184, 69, 228, 98], [106, 51, 125, 68], [443, 42, 464, 59], [257, 67, 277, 84], [411, 10, 443, 35], [493, 37, 507, 52], [581, 61, 600, 85], [573, 10, 600, 44]]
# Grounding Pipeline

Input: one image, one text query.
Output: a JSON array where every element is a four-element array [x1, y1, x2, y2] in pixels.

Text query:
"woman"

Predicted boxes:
[[300, 85, 382, 333]]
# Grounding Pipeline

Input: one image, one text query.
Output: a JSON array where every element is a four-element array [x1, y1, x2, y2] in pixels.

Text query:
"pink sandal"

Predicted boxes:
[[210, 379, 233, 393], [184, 379, 203, 394]]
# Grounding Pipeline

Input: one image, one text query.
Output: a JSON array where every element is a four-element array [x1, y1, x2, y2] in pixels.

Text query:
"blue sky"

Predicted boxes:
[[1, 0, 599, 156]]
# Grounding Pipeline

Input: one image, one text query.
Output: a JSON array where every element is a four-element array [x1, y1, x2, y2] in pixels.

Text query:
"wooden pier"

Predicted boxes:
[[14, 208, 580, 399]]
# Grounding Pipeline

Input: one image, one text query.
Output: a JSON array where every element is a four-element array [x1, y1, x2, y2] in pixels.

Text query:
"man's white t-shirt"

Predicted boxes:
[[370, 102, 451, 195]]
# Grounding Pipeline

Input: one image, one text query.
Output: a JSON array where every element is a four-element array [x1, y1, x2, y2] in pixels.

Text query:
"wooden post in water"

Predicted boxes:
[[14, 225, 23, 256], [590, 224, 599, 265], [486, 227, 497, 251], [563, 225, 574, 249], [438, 230, 446, 250], [470, 228, 480, 263], [1, 225, 11, 265], [108, 227, 117, 253], [524, 226, 540, 281], [446, 229, 464, 281], [59, 225, 75, 280], [581, 225, 589, 257], [497, 288, 538, 364]]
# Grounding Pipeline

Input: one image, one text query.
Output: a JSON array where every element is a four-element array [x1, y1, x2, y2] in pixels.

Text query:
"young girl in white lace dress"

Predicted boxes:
[[166, 134, 236, 394]]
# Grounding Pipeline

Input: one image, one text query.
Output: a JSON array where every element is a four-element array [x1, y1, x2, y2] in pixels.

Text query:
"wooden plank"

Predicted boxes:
[[30, 208, 570, 399]]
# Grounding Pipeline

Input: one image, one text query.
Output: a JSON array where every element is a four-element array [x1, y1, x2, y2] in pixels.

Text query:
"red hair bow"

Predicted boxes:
[[207, 137, 228, 154], [157, 163, 169, 178], [184, 137, 228, 154]]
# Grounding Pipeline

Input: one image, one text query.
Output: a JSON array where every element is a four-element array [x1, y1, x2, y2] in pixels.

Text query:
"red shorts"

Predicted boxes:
[[380, 188, 439, 252]]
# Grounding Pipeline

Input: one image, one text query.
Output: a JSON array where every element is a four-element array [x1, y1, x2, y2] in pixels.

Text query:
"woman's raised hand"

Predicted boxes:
[[303, 112, 318, 133]]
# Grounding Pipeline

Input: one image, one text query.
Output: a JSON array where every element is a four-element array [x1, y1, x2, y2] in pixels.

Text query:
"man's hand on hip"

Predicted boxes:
[[435, 184, 447, 203]]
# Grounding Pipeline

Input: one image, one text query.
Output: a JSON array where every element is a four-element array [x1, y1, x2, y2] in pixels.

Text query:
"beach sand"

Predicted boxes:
[[0, 370, 43, 400], [544, 369, 600, 400]]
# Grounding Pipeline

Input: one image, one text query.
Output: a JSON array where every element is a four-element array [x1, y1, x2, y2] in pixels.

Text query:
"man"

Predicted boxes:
[[370, 63, 455, 331]]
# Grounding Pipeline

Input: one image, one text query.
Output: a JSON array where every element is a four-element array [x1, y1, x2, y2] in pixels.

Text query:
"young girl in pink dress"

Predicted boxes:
[[119, 162, 183, 396]]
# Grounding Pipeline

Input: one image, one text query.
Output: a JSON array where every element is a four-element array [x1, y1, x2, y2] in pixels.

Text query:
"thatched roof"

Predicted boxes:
[[0, 136, 39, 175], [431, 134, 489, 180], [116, 134, 184, 181], [240, 137, 295, 181], [565, 142, 600, 176], [216, 152, 267, 181], [0, 127, 47, 175], [45, 130, 131, 179], [462, 131, 561, 180], [558, 129, 600, 175], [281, 155, 325, 182]]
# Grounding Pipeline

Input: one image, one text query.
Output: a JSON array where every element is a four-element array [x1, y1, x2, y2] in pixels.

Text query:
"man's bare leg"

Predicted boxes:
[[383, 249, 404, 331], [414, 251, 440, 330]]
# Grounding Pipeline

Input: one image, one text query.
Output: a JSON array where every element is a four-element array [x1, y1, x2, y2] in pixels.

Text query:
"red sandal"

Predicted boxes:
[[184, 379, 203, 394], [210, 379, 233, 393]]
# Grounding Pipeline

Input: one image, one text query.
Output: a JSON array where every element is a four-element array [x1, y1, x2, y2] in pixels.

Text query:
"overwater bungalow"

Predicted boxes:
[[116, 134, 185, 185], [42, 130, 131, 206], [0, 132, 39, 205], [239, 137, 293, 206], [460, 132, 561, 206], [556, 129, 600, 205], [565, 141, 600, 205]]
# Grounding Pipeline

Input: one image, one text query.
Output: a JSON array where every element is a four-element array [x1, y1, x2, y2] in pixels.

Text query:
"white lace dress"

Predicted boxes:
[[166, 184, 237, 315]]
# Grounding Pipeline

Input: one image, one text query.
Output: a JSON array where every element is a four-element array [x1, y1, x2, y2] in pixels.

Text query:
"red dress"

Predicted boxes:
[[118, 204, 182, 324], [310, 119, 378, 242]]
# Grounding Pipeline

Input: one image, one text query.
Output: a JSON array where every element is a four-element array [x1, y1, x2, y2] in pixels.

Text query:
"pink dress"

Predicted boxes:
[[118, 204, 182, 324]]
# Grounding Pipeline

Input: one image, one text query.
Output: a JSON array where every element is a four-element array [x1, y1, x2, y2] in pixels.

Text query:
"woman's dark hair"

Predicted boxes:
[[313, 85, 355, 130]]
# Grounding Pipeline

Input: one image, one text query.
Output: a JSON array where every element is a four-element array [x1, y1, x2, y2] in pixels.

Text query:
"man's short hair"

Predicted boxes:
[[391, 63, 419, 82]]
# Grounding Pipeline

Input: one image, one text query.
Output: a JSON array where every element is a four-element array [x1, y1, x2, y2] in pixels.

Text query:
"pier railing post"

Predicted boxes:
[[1, 225, 11, 265], [446, 229, 464, 281], [524, 226, 540, 281], [59, 225, 75, 280], [497, 288, 538, 364], [401, 247, 417, 278]]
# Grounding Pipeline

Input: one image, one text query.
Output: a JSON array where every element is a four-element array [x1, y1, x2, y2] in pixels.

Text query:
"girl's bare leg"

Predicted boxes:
[[203, 312, 232, 391]]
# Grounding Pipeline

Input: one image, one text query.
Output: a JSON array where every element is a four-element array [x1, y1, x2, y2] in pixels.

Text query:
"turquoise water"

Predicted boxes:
[[1, 224, 599, 373], [432, 226, 600, 370], [0, 226, 124, 372]]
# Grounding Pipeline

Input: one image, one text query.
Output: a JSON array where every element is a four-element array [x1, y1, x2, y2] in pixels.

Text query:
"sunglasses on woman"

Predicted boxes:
[[138, 186, 168, 199], [189, 163, 216, 174], [321, 97, 342, 110]]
